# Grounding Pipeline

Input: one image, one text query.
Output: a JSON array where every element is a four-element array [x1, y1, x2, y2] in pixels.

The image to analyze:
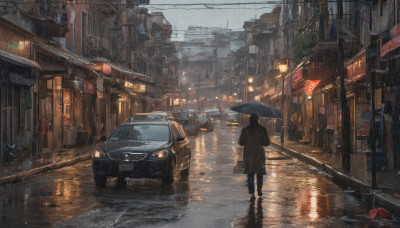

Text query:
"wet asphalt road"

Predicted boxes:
[[1, 121, 399, 227]]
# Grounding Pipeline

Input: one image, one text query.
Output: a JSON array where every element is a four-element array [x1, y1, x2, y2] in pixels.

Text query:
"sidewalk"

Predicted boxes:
[[0, 145, 97, 185], [270, 135, 400, 217]]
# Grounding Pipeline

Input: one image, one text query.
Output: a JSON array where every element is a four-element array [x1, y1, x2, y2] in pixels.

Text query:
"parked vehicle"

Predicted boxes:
[[151, 111, 175, 121], [126, 113, 168, 123], [177, 109, 200, 136], [171, 111, 184, 126], [226, 112, 240, 126], [198, 112, 214, 132], [92, 121, 192, 187]]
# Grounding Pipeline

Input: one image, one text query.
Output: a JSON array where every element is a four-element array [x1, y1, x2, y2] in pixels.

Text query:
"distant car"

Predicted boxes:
[[151, 111, 175, 121], [177, 109, 200, 136], [152, 111, 184, 126], [198, 112, 214, 132], [92, 121, 192, 187], [204, 109, 220, 120], [226, 112, 240, 126], [126, 113, 168, 123], [171, 111, 184, 126]]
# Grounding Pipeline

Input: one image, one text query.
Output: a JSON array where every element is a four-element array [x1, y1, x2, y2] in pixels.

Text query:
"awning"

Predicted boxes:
[[35, 40, 96, 71], [92, 57, 153, 84], [0, 50, 42, 70], [381, 35, 400, 58]]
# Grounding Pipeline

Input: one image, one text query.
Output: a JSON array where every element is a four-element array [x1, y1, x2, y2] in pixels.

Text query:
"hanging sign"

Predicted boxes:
[[381, 35, 400, 58], [84, 80, 95, 94], [291, 68, 303, 88], [304, 80, 321, 95], [96, 77, 104, 92], [391, 23, 400, 37], [347, 50, 366, 83]]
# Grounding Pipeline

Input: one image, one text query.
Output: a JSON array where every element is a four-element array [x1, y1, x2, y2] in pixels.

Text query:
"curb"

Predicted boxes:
[[271, 142, 400, 217], [0, 154, 92, 186]]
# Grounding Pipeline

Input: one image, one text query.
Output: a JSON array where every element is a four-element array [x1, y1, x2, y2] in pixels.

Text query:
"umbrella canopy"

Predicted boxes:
[[230, 101, 281, 118]]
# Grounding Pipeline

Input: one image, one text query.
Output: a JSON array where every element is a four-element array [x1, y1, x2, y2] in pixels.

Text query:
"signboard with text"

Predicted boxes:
[[347, 50, 366, 83], [291, 68, 303, 88]]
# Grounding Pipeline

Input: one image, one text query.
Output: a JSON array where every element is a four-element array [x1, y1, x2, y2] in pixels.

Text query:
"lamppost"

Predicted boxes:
[[279, 59, 288, 146]]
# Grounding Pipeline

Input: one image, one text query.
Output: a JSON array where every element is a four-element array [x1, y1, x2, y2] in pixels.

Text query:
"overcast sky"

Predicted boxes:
[[147, 0, 277, 41]]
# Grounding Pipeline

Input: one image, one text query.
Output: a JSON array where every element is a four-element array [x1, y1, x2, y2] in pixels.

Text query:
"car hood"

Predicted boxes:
[[103, 140, 169, 153]]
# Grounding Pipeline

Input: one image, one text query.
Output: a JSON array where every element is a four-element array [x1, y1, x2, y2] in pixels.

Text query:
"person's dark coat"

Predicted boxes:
[[238, 118, 270, 174]]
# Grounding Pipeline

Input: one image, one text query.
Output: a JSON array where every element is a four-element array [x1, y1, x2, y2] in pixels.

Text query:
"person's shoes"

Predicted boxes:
[[258, 191, 263, 197], [250, 193, 255, 199]]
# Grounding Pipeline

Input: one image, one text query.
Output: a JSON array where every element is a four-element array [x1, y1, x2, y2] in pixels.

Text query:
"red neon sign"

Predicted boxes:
[[304, 80, 321, 96]]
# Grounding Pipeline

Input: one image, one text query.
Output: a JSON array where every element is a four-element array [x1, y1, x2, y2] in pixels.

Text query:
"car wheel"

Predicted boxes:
[[163, 160, 175, 185], [94, 173, 107, 188]]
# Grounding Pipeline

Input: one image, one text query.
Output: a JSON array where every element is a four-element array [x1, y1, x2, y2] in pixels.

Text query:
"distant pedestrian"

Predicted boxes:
[[238, 114, 270, 198]]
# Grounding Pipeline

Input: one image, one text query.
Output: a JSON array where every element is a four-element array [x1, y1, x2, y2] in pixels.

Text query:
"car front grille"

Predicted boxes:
[[108, 152, 148, 161]]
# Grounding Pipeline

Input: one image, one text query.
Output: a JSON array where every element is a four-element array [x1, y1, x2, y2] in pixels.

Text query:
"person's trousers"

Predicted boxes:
[[247, 173, 263, 194]]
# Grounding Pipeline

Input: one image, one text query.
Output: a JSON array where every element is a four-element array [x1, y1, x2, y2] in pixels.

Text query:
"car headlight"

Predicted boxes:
[[149, 150, 169, 159], [94, 150, 105, 158]]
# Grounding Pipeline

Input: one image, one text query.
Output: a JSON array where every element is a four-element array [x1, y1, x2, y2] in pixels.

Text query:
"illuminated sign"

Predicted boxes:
[[347, 50, 366, 83], [133, 84, 146, 93], [304, 80, 321, 96]]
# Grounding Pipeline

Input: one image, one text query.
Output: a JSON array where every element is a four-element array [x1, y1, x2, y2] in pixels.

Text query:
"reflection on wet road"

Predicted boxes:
[[0, 121, 399, 227]]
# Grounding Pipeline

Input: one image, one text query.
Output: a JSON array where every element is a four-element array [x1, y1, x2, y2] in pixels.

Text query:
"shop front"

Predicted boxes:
[[380, 25, 400, 169], [347, 49, 369, 153], [0, 20, 40, 158], [0, 52, 41, 159]]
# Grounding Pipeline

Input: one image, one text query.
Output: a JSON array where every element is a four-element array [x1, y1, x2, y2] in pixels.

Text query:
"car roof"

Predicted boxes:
[[121, 121, 173, 125]]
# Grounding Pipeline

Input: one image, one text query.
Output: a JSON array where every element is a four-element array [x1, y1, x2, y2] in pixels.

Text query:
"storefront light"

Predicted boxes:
[[307, 95, 312, 100], [248, 77, 254, 84], [102, 63, 111, 74]]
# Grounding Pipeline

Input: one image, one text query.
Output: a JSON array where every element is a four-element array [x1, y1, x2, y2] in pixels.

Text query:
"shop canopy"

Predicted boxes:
[[381, 35, 400, 59], [0, 49, 42, 70]]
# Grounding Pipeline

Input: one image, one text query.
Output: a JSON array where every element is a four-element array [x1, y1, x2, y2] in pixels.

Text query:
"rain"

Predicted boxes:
[[1, 0, 400, 227]]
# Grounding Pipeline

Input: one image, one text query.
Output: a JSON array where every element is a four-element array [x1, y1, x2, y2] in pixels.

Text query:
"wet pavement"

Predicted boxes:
[[0, 121, 399, 227]]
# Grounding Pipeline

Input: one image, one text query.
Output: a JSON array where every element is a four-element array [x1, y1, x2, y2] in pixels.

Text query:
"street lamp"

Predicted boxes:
[[279, 59, 288, 146]]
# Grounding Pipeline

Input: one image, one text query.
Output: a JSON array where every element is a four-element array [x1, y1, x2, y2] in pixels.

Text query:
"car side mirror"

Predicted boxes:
[[177, 136, 185, 142], [100, 135, 107, 142]]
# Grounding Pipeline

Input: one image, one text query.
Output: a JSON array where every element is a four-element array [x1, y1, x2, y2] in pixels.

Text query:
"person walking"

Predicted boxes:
[[238, 114, 270, 198]]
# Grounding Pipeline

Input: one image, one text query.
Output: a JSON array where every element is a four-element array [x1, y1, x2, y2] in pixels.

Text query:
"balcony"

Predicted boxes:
[[23, 1, 68, 37]]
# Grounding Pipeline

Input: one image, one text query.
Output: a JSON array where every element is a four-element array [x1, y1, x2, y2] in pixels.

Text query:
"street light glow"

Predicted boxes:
[[248, 76, 254, 83]]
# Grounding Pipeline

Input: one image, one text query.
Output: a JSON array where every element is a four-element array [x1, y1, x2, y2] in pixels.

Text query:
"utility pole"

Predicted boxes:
[[370, 35, 378, 189], [337, 0, 351, 171]]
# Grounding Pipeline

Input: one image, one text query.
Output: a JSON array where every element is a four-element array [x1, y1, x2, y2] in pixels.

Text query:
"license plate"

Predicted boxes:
[[119, 163, 134, 172]]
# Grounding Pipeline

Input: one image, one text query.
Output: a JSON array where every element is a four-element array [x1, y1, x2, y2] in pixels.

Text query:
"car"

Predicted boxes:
[[151, 111, 175, 121], [198, 112, 214, 132], [226, 112, 240, 126], [204, 108, 220, 120], [171, 111, 184, 126], [126, 113, 168, 123], [152, 111, 184, 126], [92, 121, 192, 187], [177, 109, 200, 136]]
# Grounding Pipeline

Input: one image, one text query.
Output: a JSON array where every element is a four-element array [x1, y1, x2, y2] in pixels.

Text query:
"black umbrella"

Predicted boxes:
[[230, 101, 281, 118]]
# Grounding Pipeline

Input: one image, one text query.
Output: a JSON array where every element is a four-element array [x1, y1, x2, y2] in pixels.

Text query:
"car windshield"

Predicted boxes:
[[108, 124, 170, 141], [228, 113, 239, 120], [198, 114, 207, 119], [128, 115, 166, 122]]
